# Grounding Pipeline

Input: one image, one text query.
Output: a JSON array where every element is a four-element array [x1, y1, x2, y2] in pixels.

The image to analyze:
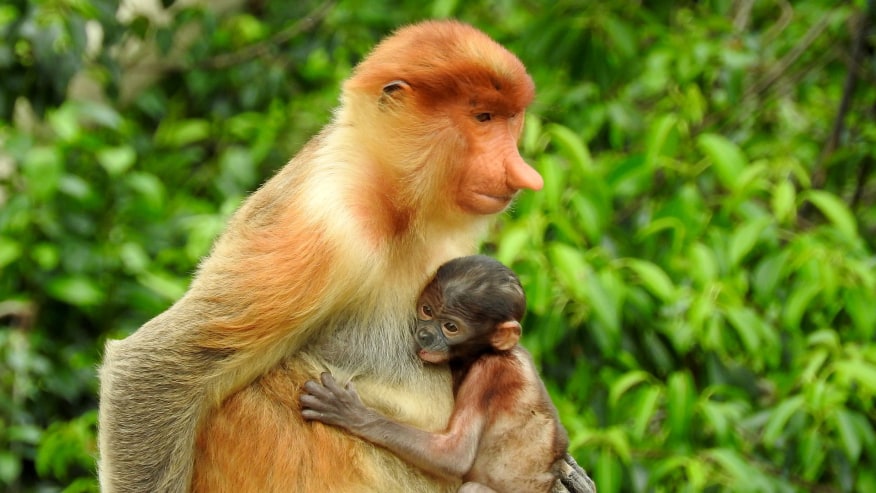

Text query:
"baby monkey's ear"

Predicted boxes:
[[491, 321, 521, 351]]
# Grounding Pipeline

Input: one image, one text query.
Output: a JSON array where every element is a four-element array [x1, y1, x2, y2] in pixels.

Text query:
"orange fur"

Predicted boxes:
[[98, 20, 540, 492]]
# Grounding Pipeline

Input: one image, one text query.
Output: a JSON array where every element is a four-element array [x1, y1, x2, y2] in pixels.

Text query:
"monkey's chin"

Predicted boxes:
[[418, 349, 449, 364]]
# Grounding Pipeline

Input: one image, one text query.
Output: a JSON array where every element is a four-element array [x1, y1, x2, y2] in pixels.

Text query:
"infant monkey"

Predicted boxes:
[[300, 255, 569, 493]]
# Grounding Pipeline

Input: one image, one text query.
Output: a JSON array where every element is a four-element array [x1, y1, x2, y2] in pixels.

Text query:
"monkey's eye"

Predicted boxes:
[[443, 322, 459, 333], [475, 112, 492, 122], [420, 305, 433, 318]]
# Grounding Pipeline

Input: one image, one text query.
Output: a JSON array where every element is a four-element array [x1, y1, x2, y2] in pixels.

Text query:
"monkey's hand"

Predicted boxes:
[[300, 372, 379, 432]]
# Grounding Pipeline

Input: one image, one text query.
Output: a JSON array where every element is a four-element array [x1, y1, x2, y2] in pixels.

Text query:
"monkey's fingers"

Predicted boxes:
[[320, 372, 362, 401], [299, 393, 340, 416], [319, 372, 344, 392], [302, 379, 337, 402]]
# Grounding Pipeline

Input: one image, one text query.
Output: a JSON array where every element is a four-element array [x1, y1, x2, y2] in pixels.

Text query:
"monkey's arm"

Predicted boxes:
[[99, 308, 221, 492], [300, 372, 483, 480]]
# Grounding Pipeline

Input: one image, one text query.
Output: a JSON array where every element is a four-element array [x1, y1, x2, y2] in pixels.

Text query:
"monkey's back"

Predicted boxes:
[[464, 347, 568, 493]]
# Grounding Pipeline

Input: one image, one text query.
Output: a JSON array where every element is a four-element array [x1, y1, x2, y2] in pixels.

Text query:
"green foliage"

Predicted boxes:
[[1, 0, 874, 491]]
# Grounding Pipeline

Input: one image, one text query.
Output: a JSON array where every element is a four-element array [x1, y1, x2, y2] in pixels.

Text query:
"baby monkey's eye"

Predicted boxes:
[[420, 305, 433, 318], [443, 322, 458, 333]]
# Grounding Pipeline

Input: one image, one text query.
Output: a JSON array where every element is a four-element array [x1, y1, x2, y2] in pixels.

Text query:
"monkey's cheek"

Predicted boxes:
[[418, 349, 449, 364]]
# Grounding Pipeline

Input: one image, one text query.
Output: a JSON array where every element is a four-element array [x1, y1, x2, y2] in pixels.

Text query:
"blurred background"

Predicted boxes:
[[1, 0, 874, 491]]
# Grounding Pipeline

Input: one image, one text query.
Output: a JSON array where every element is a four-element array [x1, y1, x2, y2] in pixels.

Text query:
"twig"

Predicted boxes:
[[197, 1, 335, 70], [813, 0, 872, 188], [742, 14, 831, 102]]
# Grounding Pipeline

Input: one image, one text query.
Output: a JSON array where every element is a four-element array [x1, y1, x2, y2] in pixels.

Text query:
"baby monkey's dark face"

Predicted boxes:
[[413, 255, 527, 364]]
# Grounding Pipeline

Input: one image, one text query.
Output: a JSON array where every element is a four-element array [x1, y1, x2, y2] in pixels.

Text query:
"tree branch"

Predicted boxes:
[[813, 0, 873, 188], [197, 1, 336, 70]]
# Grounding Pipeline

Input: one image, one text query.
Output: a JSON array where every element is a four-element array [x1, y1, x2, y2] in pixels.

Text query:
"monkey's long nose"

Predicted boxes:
[[506, 154, 544, 191]]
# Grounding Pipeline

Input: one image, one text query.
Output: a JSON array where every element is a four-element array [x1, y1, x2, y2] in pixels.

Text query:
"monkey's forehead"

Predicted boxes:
[[345, 20, 534, 110]]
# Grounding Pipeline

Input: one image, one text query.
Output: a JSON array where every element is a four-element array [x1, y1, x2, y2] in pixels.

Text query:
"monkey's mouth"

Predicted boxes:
[[418, 349, 449, 364], [474, 192, 515, 211], [481, 192, 514, 203]]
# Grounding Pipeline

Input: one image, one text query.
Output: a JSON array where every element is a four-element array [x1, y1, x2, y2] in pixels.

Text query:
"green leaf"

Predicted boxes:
[[666, 371, 695, 447], [799, 427, 826, 481], [608, 370, 651, 409], [706, 449, 762, 487], [603, 14, 636, 57], [591, 269, 623, 340], [520, 112, 543, 156], [548, 243, 590, 301], [621, 258, 677, 301], [782, 282, 820, 330], [763, 395, 805, 445], [569, 195, 603, 244], [97, 146, 137, 176], [46, 276, 105, 306], [125, 172, 166, 211], [799, 349, 829, 383], [834, 409, 863, 461], [834, 360, 876, 394], [48, 105, 80, 141], [801, 190, 858, 241], [137, 270, 188, 301], [631, 386, 661, 441], [540, 154, 565, 212], [595, 448, 622, 493], [724, 306, 770, 357], [547, 124, 594, 175], [771, 179, 796, 224], [728, 217, 770, 267], [752, 250, 790, 301], [644, 114, 677, 168], [0, 451, 21, 484], [0, 236, 22, 269], [495, 223, 531, 266], [845, 288, 876, 338], [688, 242, 718, 285], [23, 146, 63, 199], [155, 119, 211, 147], [697, 133, 747, 191]]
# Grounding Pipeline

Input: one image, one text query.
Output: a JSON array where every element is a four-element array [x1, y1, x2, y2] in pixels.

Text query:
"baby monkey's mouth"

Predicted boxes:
[[417, 348, 448, 364]]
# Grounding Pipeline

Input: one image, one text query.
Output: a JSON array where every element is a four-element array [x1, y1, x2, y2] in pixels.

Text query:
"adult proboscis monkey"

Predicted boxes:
[[99, 20, 558, 492]]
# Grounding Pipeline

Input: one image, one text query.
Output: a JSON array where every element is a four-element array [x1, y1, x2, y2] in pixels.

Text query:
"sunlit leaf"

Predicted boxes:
[[0, 236, 22, 269], [97, 146, 136, 176], [548, 243, 590, 301], [631, 386, 662, 441], [688, 242, 718, 285], [697, 133, 747, 191], [834, 409, 863, 461], [782, 282, 820, 330], [608, 370, 652, 409], [801, 190, 859, 241], [667, 371, 695, 447], [644, 114, 677, 168], [595, 448, 622, 493], [46, 276, 105, 307], [762, 395, 805, 445], [547, 124, 594, 175], [771, 179, 796, 224], [728, 217, 770, 267], [155, 119, 211, 147], [622, 259, 677, 301], [834, 360, 876, 394]]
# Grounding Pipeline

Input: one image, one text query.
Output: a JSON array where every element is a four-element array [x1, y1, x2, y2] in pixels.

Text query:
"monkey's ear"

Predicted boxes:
[[379, 80, 411, 108], [382, 80, 411, 95], [491, 321, 521, 351]]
